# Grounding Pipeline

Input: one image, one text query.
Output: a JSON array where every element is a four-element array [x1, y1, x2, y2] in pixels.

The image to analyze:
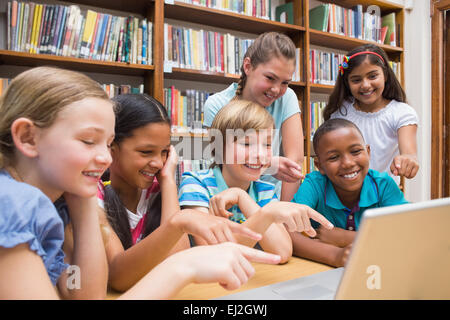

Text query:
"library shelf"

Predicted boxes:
[[0, 50, 154, 76], [165, 67, 240, 84], [1, 0, 406, 179], [310, 83, 334, 94], [309, 29, 403, 55], [165, 1, 306, 35]]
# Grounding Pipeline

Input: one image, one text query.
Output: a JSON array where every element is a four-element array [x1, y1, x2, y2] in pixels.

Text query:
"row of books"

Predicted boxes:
[[7, 1, 153, 64], [292, 48, 301, 82], [309, 101, 326, 141], [309, 3, 398, 46], [310, 49, 345, 85], [177, 0, 272, 20], [0, 78, 12, 96], [164, 86, 210, 134], [102, 84, 144, 98], [306, 157, 317, 174], [310, 48, 401, 85], [176, 158, 214, 187], [0, 76, 144, 99], [164, 23, 253, 74]]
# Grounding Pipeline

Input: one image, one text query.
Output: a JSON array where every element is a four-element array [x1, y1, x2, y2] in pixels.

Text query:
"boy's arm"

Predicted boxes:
[[238, 211, 293, 264], [315, 226, 356, 248], [289, 231, 348, 267], [209, 188, 292, 263]]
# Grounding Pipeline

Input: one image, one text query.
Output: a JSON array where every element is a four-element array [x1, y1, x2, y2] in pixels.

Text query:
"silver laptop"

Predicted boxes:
[[217, 197, 450, 300]]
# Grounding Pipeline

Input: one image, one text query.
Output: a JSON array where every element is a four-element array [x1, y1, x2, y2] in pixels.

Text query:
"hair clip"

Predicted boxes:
[[338, 51, 385, 76], [338, 56, 349, 76]]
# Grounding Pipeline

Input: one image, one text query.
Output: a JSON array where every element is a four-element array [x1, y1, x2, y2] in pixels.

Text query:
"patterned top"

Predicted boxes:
[[178, 167, 278, 223], [97, 179, 161, 245]]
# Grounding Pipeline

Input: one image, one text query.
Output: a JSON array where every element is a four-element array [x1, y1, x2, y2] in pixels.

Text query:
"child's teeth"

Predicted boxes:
[[141, 171, 154, 177], [84, 172, 101, 177], [344, 172, 358, 178]]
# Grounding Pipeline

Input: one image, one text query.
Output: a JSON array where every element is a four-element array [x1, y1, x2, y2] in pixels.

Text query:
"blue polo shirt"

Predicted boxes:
[[179, 167, 278, 223], [292, 169, 408, 230]]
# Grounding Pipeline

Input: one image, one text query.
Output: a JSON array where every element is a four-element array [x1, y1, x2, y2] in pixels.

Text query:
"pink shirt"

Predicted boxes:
[[97, 179, 160, 245]]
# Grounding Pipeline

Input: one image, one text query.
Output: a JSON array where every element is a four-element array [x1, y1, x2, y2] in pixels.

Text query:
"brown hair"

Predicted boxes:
[[210, 99, 274, 167], [0, 66, 110, 168], [235, 32, 296, 96], [323, 44, 406, 121]]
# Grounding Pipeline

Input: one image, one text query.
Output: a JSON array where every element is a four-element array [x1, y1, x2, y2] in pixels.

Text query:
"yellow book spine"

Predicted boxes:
[[31, 4, 43, 54], [80, 10, 97, 58], [29, 4, 38, 53]]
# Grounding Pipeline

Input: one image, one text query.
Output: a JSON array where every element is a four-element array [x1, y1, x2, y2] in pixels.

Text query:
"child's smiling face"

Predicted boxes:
[[110, 122, 171, 190], [222, 129, 273, 184], [347, 58, 388, 112], [242, 56, 295, 107], [35, 97, 115, 200], [314, 127, 370, 202]]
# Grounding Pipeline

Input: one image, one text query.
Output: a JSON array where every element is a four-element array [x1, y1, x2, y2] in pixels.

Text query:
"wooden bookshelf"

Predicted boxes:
[[304, 0, 405, 174], [0, 50, 154, 75], [310, 83, 334, 94], [165, 2, 306, 35], [0, 0, 405, 177], [165, 67, 240, 84], [309, 29, 403, 54]]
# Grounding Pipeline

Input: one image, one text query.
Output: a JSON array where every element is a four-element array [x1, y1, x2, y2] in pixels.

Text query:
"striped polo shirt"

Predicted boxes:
[[178, 167, 278, 223]]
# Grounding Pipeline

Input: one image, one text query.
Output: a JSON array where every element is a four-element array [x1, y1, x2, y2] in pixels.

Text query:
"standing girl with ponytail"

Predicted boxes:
[[204, 32, 304, 202]]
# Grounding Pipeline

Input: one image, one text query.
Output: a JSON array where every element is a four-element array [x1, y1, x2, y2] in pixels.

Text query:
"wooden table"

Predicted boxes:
[[107, 257, 332, 300], [172, 257, 333, 300]]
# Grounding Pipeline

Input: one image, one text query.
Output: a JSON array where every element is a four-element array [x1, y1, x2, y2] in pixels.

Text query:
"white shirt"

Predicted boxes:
[[330, 99, 419, 183]]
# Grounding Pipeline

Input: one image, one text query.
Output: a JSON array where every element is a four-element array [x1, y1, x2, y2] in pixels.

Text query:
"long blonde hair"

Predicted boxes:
[[0, 66, 110, 168], [210, 99, 274, 167]]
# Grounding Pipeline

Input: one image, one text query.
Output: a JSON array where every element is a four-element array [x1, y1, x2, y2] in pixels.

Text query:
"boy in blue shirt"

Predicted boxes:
[[179, 100, 333, 264], [290, 118, 408, 267]]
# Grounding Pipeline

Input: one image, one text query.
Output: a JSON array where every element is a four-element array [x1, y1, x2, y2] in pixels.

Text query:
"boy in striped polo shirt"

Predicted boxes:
[[179, 100, 333, 263]]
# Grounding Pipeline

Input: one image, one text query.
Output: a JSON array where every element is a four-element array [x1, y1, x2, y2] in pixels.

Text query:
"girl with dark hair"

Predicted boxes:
[[323, 44, 419, 182], [98, 94, 263, 292]]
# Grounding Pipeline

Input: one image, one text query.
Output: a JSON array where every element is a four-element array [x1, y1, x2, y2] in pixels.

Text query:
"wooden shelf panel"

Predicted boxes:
[[316, 0, 403, 11], [309, 29, 403, 54], [165, 2, 305, 35], [165, 67, 239, 84], [64, 0, 152, 15], [165, 67, 307, 87], [0, 50, 154, 76], [310, 83, 334, 94], [290, 81, 307, 88]]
